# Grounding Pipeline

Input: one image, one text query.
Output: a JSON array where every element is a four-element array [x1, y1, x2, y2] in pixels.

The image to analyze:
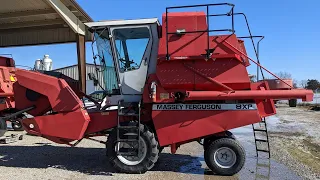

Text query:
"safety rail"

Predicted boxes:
[[165, 3, 291, 87], [238, 35, 265, 80], [165, 3, 235, 60]]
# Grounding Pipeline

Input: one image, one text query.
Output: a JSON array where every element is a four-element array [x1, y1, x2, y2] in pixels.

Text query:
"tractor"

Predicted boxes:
[[0, 3, 313, 176]]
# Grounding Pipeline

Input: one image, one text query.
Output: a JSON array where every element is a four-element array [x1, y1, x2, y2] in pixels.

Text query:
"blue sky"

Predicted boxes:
[[0, 0, 319, 81]]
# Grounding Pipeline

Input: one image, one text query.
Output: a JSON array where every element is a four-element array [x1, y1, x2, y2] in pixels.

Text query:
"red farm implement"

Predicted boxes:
[[0, 56, 26, 137]]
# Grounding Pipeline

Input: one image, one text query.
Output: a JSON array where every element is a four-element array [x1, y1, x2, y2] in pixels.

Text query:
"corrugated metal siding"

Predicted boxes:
[[0, 28, 77, 47], [53, 64, 117, 92]]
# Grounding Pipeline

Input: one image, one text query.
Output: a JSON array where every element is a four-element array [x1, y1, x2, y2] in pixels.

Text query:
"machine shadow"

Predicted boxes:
[[0, 145, 206, 176]]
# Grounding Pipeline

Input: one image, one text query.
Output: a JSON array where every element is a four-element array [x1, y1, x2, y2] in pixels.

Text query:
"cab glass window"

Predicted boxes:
[[113, 27, 150, 72]]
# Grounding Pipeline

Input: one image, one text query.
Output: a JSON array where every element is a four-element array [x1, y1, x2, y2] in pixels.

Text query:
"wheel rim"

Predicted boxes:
[[116, 136, 147, 166], [214, 147, 237, 168]]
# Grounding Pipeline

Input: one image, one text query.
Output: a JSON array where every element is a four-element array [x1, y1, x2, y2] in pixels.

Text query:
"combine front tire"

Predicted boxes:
[[0, 118, 7, 137], [106, 124, 159, 173], [204, 138, 245, 176]]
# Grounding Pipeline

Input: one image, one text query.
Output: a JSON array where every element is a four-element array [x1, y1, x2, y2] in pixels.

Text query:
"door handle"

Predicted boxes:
[[143, 58, 148, 65]]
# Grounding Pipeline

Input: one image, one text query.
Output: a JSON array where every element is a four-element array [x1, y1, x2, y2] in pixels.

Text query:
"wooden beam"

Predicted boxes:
[[44, 0, 86, 35], [0, 7, 78, 20], [0, 9, 56, 19], [0, 19, 65, 30], [76, 34, 86, 93]]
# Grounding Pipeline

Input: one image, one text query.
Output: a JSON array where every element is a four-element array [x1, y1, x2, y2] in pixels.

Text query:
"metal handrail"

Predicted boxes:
[[238, 36, 265, 80], [165, 3, 235, 60], [234, 12, 265, 80], [165, 3, 272, 84]]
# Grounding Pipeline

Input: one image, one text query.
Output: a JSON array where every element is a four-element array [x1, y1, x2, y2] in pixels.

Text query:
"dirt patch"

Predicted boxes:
[[287, 138, 320, 175], [269, 135, 320, 180], [302, 138, 320, 160], [268, 105, 320, 179], [269, 131, 304, 137]]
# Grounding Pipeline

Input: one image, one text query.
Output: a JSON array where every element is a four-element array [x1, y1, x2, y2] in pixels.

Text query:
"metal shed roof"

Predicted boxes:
[[0, 0, 93, 47]]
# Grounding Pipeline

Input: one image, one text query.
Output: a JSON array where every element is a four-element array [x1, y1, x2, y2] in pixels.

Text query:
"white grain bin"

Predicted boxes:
[[34, 59, 42, 70], [42, 55, 53, 71]]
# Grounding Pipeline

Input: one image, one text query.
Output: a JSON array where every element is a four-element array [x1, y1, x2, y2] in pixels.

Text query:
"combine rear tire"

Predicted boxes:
[[289, 99, 297, 107], [106, 124, 159, 173], [0, 119, 7, 137], [204, 138, 245, 176]]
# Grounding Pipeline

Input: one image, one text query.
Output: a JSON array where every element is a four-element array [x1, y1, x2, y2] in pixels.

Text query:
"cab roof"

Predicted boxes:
[[85, 18, 160, 29]]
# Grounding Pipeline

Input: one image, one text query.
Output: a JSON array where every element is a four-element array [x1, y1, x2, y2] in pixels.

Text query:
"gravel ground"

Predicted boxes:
[[0, 105, 318, 180], [267, 104, 320, 180]]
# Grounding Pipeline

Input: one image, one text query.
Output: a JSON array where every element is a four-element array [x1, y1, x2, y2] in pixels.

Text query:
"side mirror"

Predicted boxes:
[[88, 73, 96, 81], [88, 73, 99, 86]]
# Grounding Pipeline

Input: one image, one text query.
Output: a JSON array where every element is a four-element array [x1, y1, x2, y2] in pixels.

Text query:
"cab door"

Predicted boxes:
[[110, 25, 153, 95]]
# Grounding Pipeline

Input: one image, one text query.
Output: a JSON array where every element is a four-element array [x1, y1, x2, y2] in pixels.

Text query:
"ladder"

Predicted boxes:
[[116, 100, 141, 156], [252, 117, 271, 158], [255, 158, 271, 179], [252, 118, 271, 179]]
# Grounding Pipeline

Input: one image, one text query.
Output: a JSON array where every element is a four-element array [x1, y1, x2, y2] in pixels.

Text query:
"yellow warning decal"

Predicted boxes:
[[10, 76, 15, 82]]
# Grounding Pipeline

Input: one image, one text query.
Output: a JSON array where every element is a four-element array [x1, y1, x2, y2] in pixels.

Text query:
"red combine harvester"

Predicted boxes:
[[1, 3, 313, 175], [0, 56, 25, 137]]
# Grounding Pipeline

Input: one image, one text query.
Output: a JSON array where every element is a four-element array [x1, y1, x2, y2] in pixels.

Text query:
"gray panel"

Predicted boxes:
[[147, 24, 159, 75], [110, 25, 153, 95]]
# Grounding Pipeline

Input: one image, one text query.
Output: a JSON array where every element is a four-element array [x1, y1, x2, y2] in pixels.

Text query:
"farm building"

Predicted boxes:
[[53, 63, 116, 93]]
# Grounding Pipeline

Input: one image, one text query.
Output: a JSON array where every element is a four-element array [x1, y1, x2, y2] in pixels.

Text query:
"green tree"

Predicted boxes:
[[306, 79, 320, 90]]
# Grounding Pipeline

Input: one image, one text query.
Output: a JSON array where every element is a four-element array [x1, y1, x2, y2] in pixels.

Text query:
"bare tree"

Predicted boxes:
[[293, 79, 298, 88], [300, 80, 307, 88], [276, 71, 292, 79]]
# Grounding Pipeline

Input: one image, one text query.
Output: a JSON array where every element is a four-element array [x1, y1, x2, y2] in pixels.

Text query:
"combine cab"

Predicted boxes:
[[4, 3, 313, 176]]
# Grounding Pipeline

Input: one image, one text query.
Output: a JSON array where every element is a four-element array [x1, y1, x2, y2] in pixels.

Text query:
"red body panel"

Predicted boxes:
[[15, 69, 82, 113], [23, 111, 90, 141], [0, 56, 16, 112], [152, 109, 260, 146], [251, 81, 276, 117], [85, 111, 118, 134], [14, 69, 90, 143], [157, 13, 252, 92], [158, 12, 207, 59], [156, 58, 251, 91]]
